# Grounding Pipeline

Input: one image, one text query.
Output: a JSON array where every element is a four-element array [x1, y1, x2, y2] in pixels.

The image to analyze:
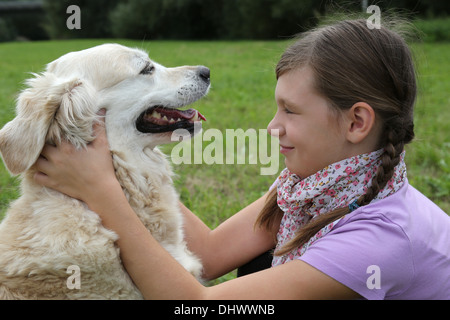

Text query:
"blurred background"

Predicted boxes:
[[0, 0, 449, 42]]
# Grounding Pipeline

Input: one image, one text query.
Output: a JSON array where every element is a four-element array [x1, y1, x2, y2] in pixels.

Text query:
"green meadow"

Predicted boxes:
[[0, 39, 448, 230]]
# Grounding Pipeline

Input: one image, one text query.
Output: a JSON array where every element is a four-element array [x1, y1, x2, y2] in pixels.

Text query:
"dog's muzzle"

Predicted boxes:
[[136, 66, 210, 134]]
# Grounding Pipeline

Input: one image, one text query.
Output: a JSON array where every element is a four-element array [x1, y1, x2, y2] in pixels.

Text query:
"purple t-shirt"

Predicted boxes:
[[299, 181, 450, 300]]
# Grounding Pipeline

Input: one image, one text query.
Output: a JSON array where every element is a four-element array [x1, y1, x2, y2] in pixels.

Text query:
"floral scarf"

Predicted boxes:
[[272, 149, 407, 266]]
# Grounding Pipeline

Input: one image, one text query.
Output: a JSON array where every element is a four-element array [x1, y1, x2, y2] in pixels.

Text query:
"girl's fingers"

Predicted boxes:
[[91, 113, 108, 148], [33, 170, 50, 188], [34, 155, 49, 173], [32, 109, 113, 200], [39, 143, 56, 160]]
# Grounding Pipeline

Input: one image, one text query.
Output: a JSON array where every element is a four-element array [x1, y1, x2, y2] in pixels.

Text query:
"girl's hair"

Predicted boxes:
[[257, 19, 417, 256]]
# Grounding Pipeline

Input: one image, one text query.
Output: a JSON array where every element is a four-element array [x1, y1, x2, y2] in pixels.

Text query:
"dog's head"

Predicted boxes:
[[0, 43, 210, 175]]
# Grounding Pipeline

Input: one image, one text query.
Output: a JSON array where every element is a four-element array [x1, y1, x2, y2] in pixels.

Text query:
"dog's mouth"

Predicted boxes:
[[136, 106, 206, 134]]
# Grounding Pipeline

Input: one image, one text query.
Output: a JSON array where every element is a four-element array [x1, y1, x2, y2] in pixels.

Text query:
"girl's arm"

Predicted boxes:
[[53, 171, 358, 299], [66, 178, 357, 300], [179, 195, 278, 280], [34, 121, 359, 299]]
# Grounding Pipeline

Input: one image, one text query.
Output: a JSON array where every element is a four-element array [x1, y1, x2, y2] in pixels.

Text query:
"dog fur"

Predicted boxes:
[[0, 43, 209, 299]]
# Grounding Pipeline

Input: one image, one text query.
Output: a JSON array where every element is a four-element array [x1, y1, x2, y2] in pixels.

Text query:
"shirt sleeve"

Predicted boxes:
[[298, 209, 414, 300]]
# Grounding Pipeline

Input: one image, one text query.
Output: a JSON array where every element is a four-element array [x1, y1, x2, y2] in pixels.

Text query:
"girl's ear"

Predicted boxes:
[[345, 102, 378, 145]]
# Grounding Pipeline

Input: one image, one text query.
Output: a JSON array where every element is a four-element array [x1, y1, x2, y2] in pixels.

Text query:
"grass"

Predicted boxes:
[[413, 18, 450, 42], [0, 40, 448, 283], [406, 42, 450, 213]]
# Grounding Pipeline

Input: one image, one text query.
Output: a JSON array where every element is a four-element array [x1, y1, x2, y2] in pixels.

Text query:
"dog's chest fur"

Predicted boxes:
[[112, 148, 184, 244]]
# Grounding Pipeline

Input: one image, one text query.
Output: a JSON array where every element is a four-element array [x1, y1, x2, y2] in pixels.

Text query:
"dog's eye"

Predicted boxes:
[[140, 64, 155, 75]]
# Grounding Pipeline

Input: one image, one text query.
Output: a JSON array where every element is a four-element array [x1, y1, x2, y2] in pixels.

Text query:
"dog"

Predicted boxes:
[[0, 43, 209, 299]]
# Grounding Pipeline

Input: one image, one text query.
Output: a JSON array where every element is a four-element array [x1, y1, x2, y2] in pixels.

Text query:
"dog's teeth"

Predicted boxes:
[[152, 111, 161, 119], [169, 118, 175, 124], [176, 118, 181, 122], [162, 116, 169, 121], [192, 111, 199, 122]]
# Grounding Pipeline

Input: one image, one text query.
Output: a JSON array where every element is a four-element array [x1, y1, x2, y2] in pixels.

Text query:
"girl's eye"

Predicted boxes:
[[140, 64, 155, 75], [284, 107, 293, 114]]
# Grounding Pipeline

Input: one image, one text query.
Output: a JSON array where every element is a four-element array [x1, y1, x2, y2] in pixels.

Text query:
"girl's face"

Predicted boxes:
[[268, 67, 352, 178]]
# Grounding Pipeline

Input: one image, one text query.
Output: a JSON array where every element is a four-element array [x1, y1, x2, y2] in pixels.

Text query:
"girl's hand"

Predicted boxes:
[[34, 111, 120, 206]]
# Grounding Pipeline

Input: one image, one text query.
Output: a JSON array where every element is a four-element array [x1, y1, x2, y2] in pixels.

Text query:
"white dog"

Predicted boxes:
[[0, 43, 209, 299]]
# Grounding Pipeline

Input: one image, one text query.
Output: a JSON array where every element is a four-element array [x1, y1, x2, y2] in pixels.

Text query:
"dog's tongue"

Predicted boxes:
[[155, 107, 206, 122]]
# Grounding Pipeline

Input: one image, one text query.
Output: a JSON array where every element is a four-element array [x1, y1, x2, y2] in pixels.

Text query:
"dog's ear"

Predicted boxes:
[[0, 73, 97, 175]]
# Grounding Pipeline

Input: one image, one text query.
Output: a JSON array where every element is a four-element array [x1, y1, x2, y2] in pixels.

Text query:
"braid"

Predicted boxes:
[[357, 124, 406, 207]]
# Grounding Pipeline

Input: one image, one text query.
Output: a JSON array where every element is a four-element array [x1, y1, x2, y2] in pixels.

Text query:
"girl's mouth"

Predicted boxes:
[[280, 144, 294, 155]]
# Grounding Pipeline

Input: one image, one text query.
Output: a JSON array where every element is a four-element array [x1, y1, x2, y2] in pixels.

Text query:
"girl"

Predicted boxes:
[[34, 19, 450, 299]]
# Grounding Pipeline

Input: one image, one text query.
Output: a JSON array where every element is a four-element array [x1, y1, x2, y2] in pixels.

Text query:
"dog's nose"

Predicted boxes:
[[198, 66, 210, 84]]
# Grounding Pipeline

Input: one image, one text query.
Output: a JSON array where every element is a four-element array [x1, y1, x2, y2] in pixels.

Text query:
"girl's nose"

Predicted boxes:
[[267, 112, 285, 137]]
